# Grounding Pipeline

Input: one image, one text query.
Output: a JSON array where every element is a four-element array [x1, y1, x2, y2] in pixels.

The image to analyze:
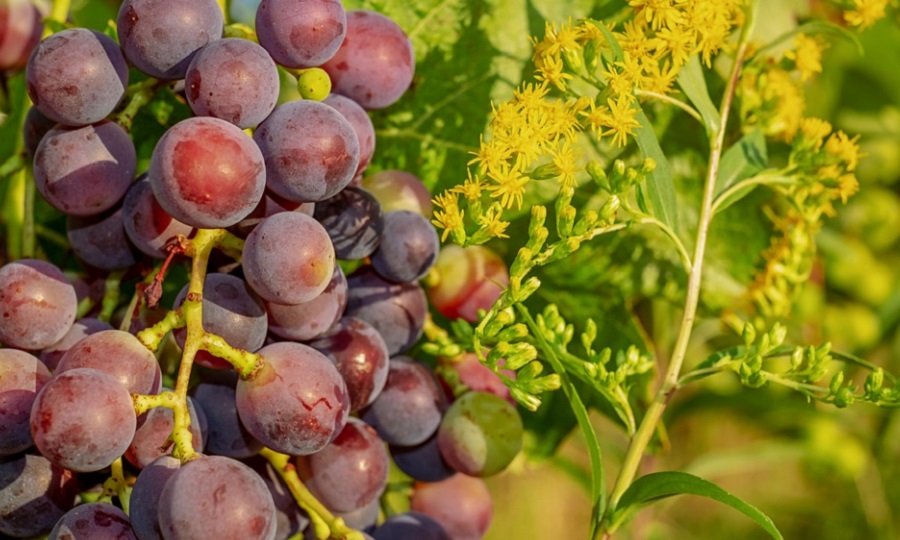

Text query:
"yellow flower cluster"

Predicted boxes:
[[745, 118, 862, 319], [739, 35, 827, 141], [843, 0, 890, 28], [434, 1, 751, 245]]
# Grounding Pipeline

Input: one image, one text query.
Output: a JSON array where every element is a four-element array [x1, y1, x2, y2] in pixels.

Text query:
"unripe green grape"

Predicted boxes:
[[298, 68, 332, 101], [437, 391, 523, 477]]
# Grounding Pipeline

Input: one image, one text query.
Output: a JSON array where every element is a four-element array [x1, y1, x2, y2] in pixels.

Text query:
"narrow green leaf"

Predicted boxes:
[[714, 128, 767, 195], [516, 305, 605, 537], [634, 109, 679, 234], [612, 471, 784, 540], [755, 20, 864, 59], [676, 56, 721, 135]]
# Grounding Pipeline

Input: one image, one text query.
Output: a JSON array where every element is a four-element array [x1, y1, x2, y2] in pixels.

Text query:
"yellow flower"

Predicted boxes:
[[837, 174, 860, 203], [785, 34, 825, 82], [550, 140, 582, 187], [468, 136, 510, 176], [488, 163, 530, 209], [432, 192, 465, 242], [844, 0, 889, 28], [630, 0, 686, 31], [476, 204, 510, 239], [825, 130, 862, 171], [653, 24, 694, 67], [535, 52, 573, 92], [581, 100, 611, 140], [454, 171, 484, 202], [799, 117, 832, 150], [602, 95, 641, 148], [602, 62, 635, 97]]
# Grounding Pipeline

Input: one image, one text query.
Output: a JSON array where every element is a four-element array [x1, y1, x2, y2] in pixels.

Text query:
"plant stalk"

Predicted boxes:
[[604, 4, 758, 520]]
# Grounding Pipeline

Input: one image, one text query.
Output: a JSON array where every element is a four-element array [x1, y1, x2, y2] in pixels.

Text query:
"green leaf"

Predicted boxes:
[[634, 109, 679, 234], [515, 305, 606, 537], [676, 55, 721, 135], [714, 128, 767, 195], [611, 471, 784, 540], [346, 0, 608, 194], [755, 20, 864, 59]]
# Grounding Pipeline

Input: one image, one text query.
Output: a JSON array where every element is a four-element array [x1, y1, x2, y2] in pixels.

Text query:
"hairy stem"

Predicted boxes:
[[605, 3, 758, 518]]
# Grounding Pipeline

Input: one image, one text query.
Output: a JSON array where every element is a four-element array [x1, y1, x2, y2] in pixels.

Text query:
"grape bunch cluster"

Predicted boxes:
[[0, 0, 520, 539]]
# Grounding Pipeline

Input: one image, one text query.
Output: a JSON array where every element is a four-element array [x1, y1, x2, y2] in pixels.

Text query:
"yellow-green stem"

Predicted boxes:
[[605, 3, 758, 520], [259, 448, 365, 540], [136, 309, 185, 352], [169, 228, 224, 460], [98, 457, 129, 513]]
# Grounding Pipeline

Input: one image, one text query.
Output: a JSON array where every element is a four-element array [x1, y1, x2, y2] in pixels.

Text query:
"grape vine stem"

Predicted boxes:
[[604, 1, 759, 526]]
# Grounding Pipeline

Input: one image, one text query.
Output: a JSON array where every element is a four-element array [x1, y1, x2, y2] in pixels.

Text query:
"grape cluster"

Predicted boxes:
[[0, 0, 518, 539]]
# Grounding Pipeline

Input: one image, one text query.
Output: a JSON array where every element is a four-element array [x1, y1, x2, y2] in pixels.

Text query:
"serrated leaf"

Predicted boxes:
[[677, 55, 721, 135], [348, 0, 607, 194], [611, 471, 784, 540]]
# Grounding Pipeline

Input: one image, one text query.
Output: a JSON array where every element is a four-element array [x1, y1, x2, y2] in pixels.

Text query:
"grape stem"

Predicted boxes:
[[603, 0, 759, 527], [97, 457, 130, 513], [259, 448, 365, 540]]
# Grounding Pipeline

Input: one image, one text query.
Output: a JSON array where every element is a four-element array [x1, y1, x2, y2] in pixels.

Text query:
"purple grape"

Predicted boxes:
[[362, 170, 433, 217], [390, 433, 454, 483], [323, 93, 375, 178], [244, 455, 310, 539], [265, 262, 347, 342], [55, 330, 161, 395], [149, 116, 266, 229], [192, 381, 263, 458], [345, 266, 428, 355], [321, 11, 415, 110], [67, 208, 139, 271], [253, 100, 360, 203], [236, 342, 349, 456], [125, 395, 205, 469], [437, 391, 523, 477], [0, 0, 42, 70], [308, 316, 390, 412], [49, 502, 137, 539], [297, 417, 389, 513], [122, 177, 194, 259], [117, 0, 223, 80], [0, 259, 76, 351], [33, 121, 136, 216], [229, 193, 314, 238], [361, 358, 445, 447], [23, 105, 56, 158], [243, 212, 335, 305], [372, 512, 450, 540], [129, 455, 181, 540], [255, 0, 346, 68], [0, 454, 79, 538], [314, 186, 383, 260], [172, 273, 268, 370], [410, 474, 493, 540], [30, 368, 136, 472], [0, 349, 52, 457], [39, 318, 114, 371], [371, 210, 439, 283], [158, 455, 276, 540], [26, 28, 128, 126], [185, 38, 280, 129], [337, 498, 380, 531]]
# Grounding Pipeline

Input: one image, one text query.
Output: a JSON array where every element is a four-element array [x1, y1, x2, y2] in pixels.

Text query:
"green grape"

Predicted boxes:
[[437, 391, 523, 477], [297, 67, 332, 101]]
